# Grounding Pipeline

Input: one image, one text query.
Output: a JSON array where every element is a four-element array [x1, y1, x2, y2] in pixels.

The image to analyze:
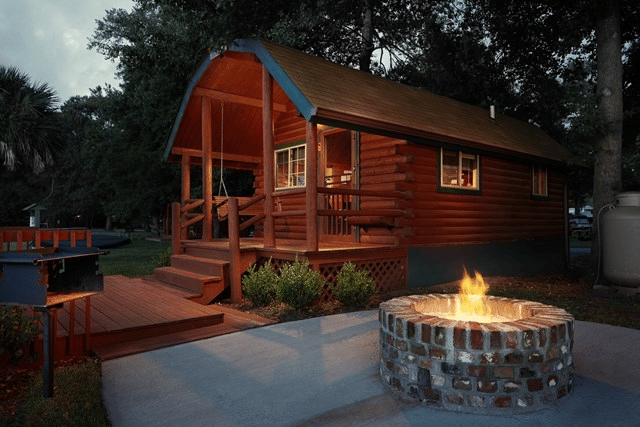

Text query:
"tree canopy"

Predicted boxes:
[[0, 66, 64, 174], [2, 0, 638, 232]]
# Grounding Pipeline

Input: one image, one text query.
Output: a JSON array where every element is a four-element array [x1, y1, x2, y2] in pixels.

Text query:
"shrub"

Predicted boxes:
[[154, 245, 172, 268], [276, 258, 324, 310], [333, 262, 376, 309], [0, 305, 40, 365], [242, 261, 278, 306]]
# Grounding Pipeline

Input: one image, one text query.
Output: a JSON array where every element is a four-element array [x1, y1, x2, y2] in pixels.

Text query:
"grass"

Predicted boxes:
[[97, 232, 170, 277], [7, 360, 108, 427]]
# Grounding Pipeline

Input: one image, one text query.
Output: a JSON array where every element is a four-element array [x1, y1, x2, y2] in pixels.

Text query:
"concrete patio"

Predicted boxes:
[[102, 310, 640, 426]]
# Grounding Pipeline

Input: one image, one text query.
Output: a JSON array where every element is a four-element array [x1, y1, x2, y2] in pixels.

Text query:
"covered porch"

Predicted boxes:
[[159, 41, 410, 303]]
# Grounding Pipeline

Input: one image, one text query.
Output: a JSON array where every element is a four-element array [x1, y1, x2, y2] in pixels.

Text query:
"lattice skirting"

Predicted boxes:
[[255, 255, 407, 303]]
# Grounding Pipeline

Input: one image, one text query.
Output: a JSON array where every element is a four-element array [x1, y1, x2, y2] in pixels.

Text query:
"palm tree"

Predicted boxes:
[[0, 66, 64, 173]]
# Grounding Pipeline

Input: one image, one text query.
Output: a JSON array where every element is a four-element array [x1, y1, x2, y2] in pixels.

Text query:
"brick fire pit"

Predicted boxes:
[[379, 294, 574, 414]]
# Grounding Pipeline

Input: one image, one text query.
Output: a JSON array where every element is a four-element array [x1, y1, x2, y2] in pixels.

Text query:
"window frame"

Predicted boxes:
[[274, 142, 306, 190], [531, 164, 548, 199], [438, 148, 481, 194]]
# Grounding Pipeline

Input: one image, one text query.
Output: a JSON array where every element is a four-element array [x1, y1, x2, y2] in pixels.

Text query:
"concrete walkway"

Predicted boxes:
[[102, 311, 640, 426]]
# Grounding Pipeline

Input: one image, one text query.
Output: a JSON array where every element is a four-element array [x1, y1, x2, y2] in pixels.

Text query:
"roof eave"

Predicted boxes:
[[229, 39, 317, 121], [312, 107, 570, 164]]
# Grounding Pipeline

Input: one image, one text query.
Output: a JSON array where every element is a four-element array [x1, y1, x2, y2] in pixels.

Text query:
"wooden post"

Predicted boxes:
[[262, 66, 275, 248], [84, 296, 91, 353], [171, 202, 181, 255], [202, 96, 213, 242], [306, 122, 319, 251], [228, 197, 242, 303], [181, 154, 191, 240], [69, 301, 75, 355]]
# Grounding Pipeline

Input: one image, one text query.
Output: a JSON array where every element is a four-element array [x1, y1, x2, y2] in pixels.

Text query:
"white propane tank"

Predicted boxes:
[[601, 191, 640, 288]]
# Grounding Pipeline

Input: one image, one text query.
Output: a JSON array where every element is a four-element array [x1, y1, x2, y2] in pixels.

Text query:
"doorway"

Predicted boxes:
[[320, 129, 356, 241]]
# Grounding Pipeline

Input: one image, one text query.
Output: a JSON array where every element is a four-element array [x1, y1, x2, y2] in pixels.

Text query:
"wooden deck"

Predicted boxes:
[[26, 275, 275, 361]]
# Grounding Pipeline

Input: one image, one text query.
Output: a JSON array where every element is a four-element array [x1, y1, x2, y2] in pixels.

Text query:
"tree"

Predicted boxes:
[[0, 66, 64, 174], [593, 0, 623, 215]]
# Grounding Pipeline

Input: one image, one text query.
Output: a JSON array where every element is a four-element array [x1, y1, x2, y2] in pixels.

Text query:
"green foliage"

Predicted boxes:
[[19, 359, 109, 427], [0, 66, 64, 174], [242, 261, 278, 306], [98, 236, 171, 277], [276, 258, 324, 310], [333, 262, 376, 309], [0, 305, 40, 364], [153, 244, 172, 268]]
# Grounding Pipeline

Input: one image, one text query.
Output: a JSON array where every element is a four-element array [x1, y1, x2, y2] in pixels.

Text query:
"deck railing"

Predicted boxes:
[[0, 227, 93, 252]]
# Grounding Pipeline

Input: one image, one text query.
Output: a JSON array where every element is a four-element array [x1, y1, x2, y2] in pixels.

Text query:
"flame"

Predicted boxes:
[[455, 268, 491, 321]]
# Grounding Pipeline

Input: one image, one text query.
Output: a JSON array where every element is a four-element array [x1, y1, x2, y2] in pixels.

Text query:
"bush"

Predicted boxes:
[[154, 245, 172, 268], [242, 261, 278, 306], [333, 262, 376, 309], [0, 305, 40, 365], [276, 258, 324, 310]]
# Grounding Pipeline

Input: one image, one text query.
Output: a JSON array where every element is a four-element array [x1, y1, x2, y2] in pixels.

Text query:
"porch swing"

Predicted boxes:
[[211, 102, 264, 229], [212, 101, 231, 222]]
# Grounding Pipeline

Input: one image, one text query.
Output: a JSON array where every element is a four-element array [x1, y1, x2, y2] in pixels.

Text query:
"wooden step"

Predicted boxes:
[[184, 245, 232, 260], [92, 313, 225, 360], [170, 254, 229, 276], [154, 266, 227, 304]]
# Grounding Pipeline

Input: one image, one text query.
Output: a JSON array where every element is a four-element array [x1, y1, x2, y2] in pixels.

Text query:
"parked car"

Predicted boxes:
[[570, 216, 592, 240]]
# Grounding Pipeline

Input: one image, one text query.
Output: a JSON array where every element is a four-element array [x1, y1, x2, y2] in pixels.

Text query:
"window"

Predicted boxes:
[[532, 165, 548, 197], [439, 149, 479, 191], [275, 144, 305, 189]]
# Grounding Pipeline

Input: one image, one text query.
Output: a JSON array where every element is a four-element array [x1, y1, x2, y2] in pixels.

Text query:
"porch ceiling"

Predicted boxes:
[[165, 51, 290, 169]]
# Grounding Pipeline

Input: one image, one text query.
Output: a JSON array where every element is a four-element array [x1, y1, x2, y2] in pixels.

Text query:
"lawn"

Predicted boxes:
[[96, 232, 170, 277]]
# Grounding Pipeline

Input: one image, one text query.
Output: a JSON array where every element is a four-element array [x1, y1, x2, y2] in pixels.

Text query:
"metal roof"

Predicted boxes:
[[164, 39, 569, 164]]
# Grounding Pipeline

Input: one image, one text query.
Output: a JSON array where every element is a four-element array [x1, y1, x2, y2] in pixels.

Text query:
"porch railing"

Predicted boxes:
[[170, 188, 408, 303], [171, 188, 408, 251]]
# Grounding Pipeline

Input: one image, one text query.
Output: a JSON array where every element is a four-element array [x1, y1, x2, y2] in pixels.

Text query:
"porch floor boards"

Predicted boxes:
[[184, 237, 391, 253], [26, 275, 275, 361]]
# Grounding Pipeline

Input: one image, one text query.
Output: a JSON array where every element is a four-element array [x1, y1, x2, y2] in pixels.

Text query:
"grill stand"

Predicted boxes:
[[34, 304, 62, 398]]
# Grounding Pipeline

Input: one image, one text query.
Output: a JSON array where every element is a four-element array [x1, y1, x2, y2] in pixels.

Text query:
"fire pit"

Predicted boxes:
[[379, 272, 574, 414]]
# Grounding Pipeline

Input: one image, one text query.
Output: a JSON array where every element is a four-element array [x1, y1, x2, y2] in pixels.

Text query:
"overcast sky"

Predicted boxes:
[[0, 0, 134, 106]]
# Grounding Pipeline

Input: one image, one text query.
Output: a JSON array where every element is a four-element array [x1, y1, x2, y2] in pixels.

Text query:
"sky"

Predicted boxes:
[[0, 0, 134, 106]]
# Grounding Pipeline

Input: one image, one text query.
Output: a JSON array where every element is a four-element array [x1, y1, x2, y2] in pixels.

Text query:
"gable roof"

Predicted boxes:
[[164, 39, 569, 164]]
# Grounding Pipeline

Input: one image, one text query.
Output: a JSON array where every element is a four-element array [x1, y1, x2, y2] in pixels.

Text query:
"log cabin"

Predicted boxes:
[[156, 39, 570, 304]]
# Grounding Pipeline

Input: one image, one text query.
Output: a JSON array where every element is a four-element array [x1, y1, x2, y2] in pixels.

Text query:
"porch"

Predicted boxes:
[[156, 232, 408, 305]]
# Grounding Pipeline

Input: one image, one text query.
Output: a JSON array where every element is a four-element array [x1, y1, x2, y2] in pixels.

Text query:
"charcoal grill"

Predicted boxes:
[[0, 246, 106, 397]]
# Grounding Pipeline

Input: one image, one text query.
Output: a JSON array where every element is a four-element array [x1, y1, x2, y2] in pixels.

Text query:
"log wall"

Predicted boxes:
[[253, 108, 308, 240], [253, 109, 565, 248], [396, 143, 565, 247]]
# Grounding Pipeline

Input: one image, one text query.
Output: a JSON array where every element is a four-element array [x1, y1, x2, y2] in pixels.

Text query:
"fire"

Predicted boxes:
[[455, 268, 491, 321]]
